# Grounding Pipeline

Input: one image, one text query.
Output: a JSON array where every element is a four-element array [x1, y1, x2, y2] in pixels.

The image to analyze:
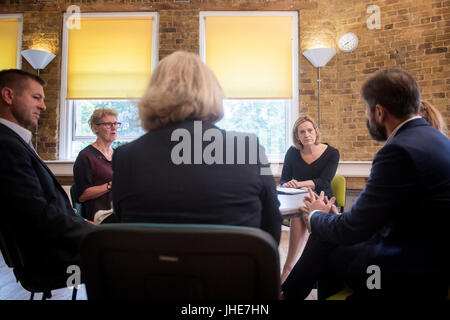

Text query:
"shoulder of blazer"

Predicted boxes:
[[0, 123, 63, 189]]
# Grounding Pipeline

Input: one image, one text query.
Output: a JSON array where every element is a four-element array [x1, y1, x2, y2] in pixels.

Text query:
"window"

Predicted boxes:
[[0, 14, 22, 70], [200, 12, 298, 162], [59, 12, 159, 159]]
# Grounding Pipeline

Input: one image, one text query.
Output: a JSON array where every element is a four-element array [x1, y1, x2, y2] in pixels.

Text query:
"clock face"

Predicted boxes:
[[338, 32, 358, 52]]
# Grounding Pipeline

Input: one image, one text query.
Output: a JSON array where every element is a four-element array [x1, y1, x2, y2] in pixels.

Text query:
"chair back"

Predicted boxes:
[[0, 220, 71, 297], [70, 184, 84, 218], [0, 221, 25, 271], [331, 174, 346, 211], [81, 223, 280, 300]]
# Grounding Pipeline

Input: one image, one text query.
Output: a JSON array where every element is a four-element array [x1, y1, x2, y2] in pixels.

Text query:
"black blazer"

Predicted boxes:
[[112, 120, 282, 244], [311, 118, 450, 292], [0, 123, 93, 274]]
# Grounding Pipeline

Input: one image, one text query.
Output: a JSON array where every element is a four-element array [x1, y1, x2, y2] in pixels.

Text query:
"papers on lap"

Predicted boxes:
[[94, 208, 114, 224], [276, 186, 308, 195]]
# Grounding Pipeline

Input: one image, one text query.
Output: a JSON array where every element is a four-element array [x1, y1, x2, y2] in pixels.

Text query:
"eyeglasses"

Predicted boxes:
[[96, 122, 122, 128]]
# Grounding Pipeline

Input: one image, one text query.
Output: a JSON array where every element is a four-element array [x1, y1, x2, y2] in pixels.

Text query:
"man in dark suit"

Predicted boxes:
[[282, 68, 450, 300], [0, 69, 94, 278]]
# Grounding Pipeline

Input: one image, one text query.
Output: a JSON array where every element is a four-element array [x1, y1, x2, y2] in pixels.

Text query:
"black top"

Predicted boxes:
[[112, 120, 282, 244], [73, 145, 113, 221], [280, 144, 340, 198]]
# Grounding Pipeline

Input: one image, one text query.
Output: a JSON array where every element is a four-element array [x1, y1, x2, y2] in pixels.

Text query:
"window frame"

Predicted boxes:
[[59, 12, 159, 160], [199, 11, 299, 163], [0, 13, 23, 69]]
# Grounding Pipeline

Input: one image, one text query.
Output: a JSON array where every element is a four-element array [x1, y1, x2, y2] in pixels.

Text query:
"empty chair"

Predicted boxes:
[[0, 221, 78, 300], [331, 174, 346, 212], [81, 223, 280, 300]]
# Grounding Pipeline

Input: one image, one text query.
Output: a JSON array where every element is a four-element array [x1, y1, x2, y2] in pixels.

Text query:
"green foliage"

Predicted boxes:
[[72, 99, 287, 158], [216, 99, 287, 155], [74, 100, 144, 138]]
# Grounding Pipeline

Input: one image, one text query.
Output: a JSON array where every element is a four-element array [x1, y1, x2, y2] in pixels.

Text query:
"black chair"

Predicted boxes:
[[70, 184, 84, 218], [0, 221, 78, 300], [81, 223, 280, 300]]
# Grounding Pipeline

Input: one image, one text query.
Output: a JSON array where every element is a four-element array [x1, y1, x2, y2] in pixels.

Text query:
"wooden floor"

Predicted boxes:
[[0, 225, 317, 300]]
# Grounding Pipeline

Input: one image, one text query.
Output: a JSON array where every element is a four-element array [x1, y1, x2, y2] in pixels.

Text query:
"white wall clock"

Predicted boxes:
[[338, 32, 359, 52]]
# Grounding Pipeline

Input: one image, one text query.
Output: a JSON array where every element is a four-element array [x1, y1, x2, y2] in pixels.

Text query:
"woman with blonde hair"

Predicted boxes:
[[280, 115, 340, 283], [73, 107, 120, 221], [420, 100, 447, 136], [111, 51, 282, 244]]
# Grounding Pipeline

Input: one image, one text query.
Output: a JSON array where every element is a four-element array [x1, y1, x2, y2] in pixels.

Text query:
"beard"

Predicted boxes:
[[366, 119, 387, 142]]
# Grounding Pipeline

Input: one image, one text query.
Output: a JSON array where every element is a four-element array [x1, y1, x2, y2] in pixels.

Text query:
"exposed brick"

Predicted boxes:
[[0, 0, 447, 162], [425, 47, 448, 54]]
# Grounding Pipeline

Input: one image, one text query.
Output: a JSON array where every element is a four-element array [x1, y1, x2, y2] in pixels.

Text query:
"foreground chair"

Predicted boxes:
[[81, 223, 280, 300], [331, 174, 346, 212], [0, 221, 77, 300]]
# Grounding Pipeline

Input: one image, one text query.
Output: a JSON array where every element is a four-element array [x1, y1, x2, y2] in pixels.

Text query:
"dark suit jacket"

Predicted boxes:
[[112, 120, 282, 244], [311, 118, 450, 294], [0, 123, 93, 275]]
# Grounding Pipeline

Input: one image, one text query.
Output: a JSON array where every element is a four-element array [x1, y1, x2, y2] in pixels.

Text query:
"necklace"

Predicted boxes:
[[92, 142, 113, 159]]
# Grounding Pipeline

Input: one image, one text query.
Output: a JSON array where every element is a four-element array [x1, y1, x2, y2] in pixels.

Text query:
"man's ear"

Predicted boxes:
[[1, 87, 15, 105], [375, 104, 386, 122]]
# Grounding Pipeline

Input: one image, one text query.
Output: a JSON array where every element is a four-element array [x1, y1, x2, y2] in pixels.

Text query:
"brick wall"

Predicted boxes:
[[1, 0, 449, 160]]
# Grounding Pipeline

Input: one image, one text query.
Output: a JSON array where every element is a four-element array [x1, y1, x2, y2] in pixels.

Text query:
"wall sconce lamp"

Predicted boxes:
[[21, 49, 56, 152], [302, 48, 336, 128]]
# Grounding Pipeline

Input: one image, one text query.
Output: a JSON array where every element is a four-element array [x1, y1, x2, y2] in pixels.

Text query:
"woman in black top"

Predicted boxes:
[[280, 115, 339, 283], [73, 108, 120, 221]]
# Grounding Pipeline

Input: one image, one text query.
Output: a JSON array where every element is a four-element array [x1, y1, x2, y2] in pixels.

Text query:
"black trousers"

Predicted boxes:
[[281, 233, 449, 300], [281, 233, 360, 300]]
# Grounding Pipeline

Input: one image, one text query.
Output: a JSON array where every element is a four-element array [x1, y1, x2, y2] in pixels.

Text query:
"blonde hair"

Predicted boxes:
[[138, 51, 224, 131], [292, 115, 320, 150], [89, 108, 118, 132], [420, 101, 447, 136]]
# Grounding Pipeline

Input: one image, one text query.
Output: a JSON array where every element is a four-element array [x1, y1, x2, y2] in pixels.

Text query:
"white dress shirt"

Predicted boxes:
[[0, 118, 35, 150]]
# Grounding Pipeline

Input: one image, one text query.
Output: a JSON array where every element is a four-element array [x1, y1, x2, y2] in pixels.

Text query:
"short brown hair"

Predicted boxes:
[[292, 115, 320, 150], [138, 51, 224, 131], [0, 69, 46, 95], [361, 68, 420, 119], [89, 108, 118, 132]]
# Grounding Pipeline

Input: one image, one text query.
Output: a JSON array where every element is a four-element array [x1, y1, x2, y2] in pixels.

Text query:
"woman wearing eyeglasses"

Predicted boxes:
[[73, 108, 121, 222]]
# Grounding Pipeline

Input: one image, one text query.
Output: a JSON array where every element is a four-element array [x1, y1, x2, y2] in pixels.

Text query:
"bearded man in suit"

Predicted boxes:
[[282, 68, 450, 300]]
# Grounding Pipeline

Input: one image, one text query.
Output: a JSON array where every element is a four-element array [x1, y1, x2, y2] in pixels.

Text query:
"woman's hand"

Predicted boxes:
[[282, 179, 301, 188]]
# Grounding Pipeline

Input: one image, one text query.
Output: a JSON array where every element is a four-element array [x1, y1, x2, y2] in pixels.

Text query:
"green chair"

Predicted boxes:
[[81, 223, 280, 300], [331, 174, 346, 212], [70, 184, 84, 218]]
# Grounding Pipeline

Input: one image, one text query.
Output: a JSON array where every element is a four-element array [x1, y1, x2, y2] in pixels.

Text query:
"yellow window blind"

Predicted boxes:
[[205, 16, 293, 99], [0, 18, 20, 70], [67, 17, 153, 99]]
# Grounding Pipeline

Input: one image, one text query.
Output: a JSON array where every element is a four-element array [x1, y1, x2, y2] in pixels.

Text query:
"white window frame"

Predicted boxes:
[[0, 14, 23, 69], [59, 12, 159, 160], [199, 11, 299, 163]]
